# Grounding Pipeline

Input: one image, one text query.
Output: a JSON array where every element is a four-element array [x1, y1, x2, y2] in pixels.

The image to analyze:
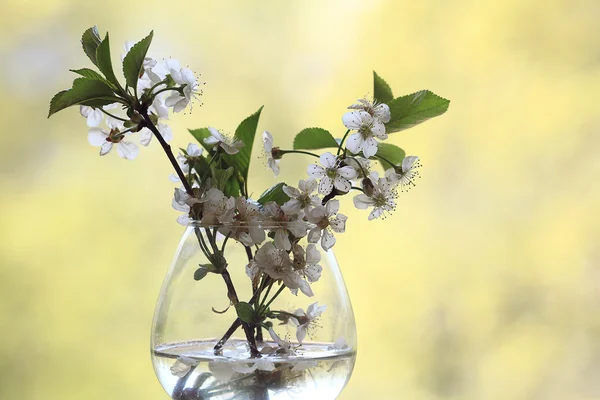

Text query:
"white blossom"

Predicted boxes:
[[327, 337, 349, 351], [281, 179, 321, 216], [170, 143, 203, 182], [204, 127, 244, 155], [262, 130, 280, 176], [263, 202, 308, 251], [79, 106, 103, 127], [353, 172, 398, 220], [290, 302, 327, 344], [88, 128, 139, 160], [230, 359, 276, 374], [345, 156, 371, 179], [170, 356, 198, 378], [166, 67, 200, 113], [147, 58, 182, 84], [221, 197, 265, 247], [171, 187, 200, 225], [267, 328, 296, 355], [254, 242, 313, 297], [348, 97, 391, 124], [291, 243, 323, 283], [342, 110, 387, 158], [201, 188, 235, 225], [306, 199, 347, 251], [307, 152, 357, 195], [386, 155, 421, 191]]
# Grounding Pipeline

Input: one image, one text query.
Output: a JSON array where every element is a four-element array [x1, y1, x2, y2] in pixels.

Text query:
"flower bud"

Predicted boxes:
[[361, 177, 375, 197]]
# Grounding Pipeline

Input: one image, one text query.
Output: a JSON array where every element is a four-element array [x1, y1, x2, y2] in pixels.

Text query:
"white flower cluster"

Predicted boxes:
[[82, 42, 203, 160], [262, 96, 421, 221]]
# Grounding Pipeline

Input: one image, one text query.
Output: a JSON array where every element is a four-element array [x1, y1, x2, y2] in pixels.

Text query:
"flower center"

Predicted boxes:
[[359, 125, 372, 139]]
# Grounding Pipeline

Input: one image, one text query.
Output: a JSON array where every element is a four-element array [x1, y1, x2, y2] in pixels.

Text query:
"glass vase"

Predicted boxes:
[[151, 222, 357, 400]]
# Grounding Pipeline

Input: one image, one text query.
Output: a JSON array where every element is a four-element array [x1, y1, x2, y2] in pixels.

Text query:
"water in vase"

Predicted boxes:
[[153, 339, 356, 400]]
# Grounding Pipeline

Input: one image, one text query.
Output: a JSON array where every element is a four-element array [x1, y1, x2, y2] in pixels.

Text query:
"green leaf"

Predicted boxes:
[[228, 106, 263, 182], [387, 90, 450, 133], [95, 33, 123, 91], [69, 68, 113, 87], [293, 128, 338, 150], [122, 31, 154, 92], [224, 175, 241, 197], [81, 26, 102, 66], [257, 182, 290, 206], [235, 302, 257, 324], [374, 143, 405, 166], [373, 71, 393, 104], [48, 78, 116, 117], [189, 128, 214, 153], [194, 267, 210, 281]]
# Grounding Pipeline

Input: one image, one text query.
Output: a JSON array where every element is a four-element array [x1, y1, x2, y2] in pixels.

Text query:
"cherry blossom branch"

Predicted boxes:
[[139, 111, 194, 196]]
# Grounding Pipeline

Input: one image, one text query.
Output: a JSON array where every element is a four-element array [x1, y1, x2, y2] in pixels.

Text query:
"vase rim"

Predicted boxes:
[[183, 220, 315, 229]]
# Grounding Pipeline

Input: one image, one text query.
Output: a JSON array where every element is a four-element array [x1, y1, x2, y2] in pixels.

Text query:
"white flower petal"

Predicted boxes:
[[342, 111, 363, 130], [402, 155, 419, 172], [116, 141, 139, 160], [325, 199, 340, 215], [353, 194, 375, 209], [296, 325, 307, 344], [319, 152, 337, 168], [330, 214, 347, 233], [318, 176, 334, 195], [308, 226, 321, 243], [281, 199, 302, 215], [100, 141, 113, 156], [374, 103, 391, 123], [307, 164, 325, 178], [321, 229, 336, 251], [333, 176, 351, 193], [88, 128, 108, 146], [306, 244, 321, 264], [362, 137, 379, 158], [262, 130, 274, 152], [371, 121, 387, 138], [345, 133, 363, 154], [139, 128, 152, 146], [86, 109, 103, 127], [338, 166, 357, 179]]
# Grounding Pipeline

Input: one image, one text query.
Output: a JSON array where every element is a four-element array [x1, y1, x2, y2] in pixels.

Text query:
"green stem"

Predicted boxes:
[[263, 284, 286, 310], [259, 281, 274, 309], [376, 154, 396, 168], [148, 79, 168, 95], [98, 108, 129, 122], [337, 129, 351, 155], [279, 149, 320, 158], [220, 233, 231, 253], [152, 86, 183, 98], [351, 186, 364, 193]]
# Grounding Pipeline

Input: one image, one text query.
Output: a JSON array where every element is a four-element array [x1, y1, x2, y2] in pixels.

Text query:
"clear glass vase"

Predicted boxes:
[[151, 222, 357, 400]]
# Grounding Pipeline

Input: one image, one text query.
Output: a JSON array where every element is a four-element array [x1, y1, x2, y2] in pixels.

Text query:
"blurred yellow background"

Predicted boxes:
[[1, 0, 600, 399]]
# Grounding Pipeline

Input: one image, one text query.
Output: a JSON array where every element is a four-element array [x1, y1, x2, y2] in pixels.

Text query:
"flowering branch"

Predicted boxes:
[[48, 27, 451, 366]]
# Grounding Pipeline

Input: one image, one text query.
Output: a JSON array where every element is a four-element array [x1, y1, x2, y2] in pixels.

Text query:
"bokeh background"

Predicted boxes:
[[1, 0, 599, 399]]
